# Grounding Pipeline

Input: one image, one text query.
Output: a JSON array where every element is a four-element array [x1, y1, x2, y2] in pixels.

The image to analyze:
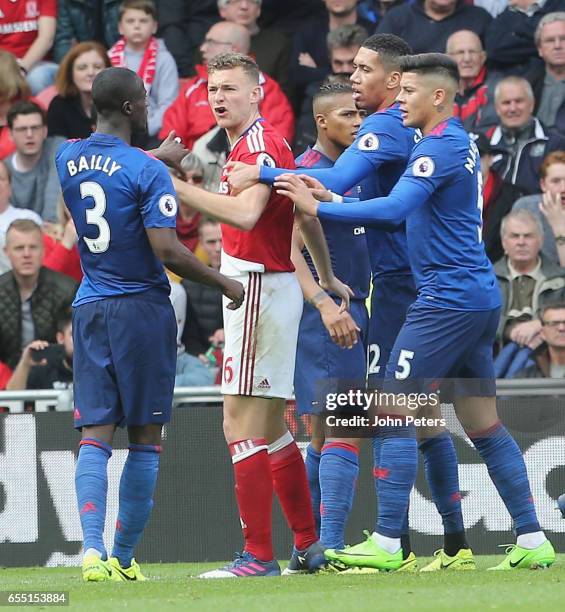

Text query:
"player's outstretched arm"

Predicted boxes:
[[277, 174, 428, 228], [291, 225, 359, 350], [146, 227, 245, 310], [172, 177, 269, 230], [226, 147, 374, 196]]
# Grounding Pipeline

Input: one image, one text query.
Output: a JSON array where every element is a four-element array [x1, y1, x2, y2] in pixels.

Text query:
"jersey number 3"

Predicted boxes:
[[81, 181, 110, 253]]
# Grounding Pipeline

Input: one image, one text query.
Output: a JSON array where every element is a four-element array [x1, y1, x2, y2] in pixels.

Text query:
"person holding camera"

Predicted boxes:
[[6, 309, 73, 391]]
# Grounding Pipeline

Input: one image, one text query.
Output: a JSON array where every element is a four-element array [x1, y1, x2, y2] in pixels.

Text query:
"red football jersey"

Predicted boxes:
[[0, 0, 57, 58], [220, 118, 295, 272]]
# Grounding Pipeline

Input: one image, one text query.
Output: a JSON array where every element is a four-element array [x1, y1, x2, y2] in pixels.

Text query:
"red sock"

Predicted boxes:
[[269, 432, 317, 551], [229, 438, 274, 562]]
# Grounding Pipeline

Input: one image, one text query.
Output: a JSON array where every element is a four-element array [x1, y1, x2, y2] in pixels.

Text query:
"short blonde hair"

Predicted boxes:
[[207, 52, 260, 84]]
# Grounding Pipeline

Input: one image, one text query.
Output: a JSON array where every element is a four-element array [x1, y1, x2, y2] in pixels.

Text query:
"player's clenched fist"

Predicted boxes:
[[221, 278, 245, 310]]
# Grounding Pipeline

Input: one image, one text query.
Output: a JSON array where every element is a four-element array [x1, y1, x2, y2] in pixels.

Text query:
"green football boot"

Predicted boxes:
[[325, 530, 403, 571], [420, 548, 476, 572], [487, 540, 555, 570]]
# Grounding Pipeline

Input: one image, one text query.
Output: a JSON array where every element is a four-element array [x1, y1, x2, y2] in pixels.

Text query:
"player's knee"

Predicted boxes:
[[127, 424, 163, 446]]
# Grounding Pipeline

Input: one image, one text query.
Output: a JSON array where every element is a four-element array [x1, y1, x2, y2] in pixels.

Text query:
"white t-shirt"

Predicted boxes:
[[0, 205, 42, 274]]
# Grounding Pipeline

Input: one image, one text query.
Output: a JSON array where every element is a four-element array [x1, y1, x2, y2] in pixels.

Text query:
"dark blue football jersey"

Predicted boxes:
[[318, 118, 501, 311], [295, 146, 370, 300], [56, 133, 177, 306]]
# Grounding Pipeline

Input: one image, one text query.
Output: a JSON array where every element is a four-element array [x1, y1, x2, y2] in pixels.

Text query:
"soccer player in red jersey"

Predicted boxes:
[[173, 52, 357, 577]]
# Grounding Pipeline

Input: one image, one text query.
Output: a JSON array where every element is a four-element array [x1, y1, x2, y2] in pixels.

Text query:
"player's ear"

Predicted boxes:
[[386, 70, 402, 90], [251, 85, 263, 104], [433, 88, 447, 109], [122, 100, 133, 116], [315, 113, 327, 130]]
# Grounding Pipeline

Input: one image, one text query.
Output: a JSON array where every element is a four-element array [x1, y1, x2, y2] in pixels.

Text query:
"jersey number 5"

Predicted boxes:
[[81, 181, 110, 253]]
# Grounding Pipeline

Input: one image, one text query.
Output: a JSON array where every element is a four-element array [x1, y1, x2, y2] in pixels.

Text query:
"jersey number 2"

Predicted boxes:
[[81, 181, 110, 253]]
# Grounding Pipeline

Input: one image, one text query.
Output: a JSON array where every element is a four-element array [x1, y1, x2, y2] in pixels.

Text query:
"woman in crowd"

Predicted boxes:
[[47, 42, 110, 139], [0, 51, 32, 159]]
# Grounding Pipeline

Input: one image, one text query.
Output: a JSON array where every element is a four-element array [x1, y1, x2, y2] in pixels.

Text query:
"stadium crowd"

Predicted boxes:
[[2, 0, 565, 393]]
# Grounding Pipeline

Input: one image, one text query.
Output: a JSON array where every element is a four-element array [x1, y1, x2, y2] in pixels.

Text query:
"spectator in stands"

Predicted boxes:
[[5, 101, 64, 222], [181, 217, 224, 357], [6, 309, 73, 390], [513, 151, 565, 268], [494, 209, 565, 349], [376, 0, 492, 56], [0, 220, 77, 368], [218, 0, 292, 97], [524, 12, 565, 133], [0, 160, 43, 275], [0, 0, 58, 95], [291, 0, 373, 99], [478, 134, 526, 263], [53, 0, 121, 63], [489, 76, 565, 195], [447, 30, 501, 136], [0, 51, 32, 160], [485, 0, 565, 74], [192, 127, 229, 193], [475, 0, 507, 18], [294, 23, 368, 152], [108, 0, 178, 141], [159, 21, 294, 148], [168, 272, 217, 386], [42, 197, 82, 281], [175, 154, 207, 253], [157, 0, 219, 78], [514, 300, 565, 377], [47, 42, 111, 140]]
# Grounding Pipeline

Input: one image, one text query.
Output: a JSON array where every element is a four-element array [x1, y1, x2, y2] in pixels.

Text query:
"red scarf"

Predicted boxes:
[[108, 36, 158, 89]]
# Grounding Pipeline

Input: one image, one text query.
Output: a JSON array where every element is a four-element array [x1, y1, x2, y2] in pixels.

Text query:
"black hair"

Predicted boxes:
[[92, 67, 144, 115], [361, 33, 413, 69], [7, 100, 46, 128], [313, 80, 353, 104], [400, 53, 459, 86], [56, 308, 72, 334]]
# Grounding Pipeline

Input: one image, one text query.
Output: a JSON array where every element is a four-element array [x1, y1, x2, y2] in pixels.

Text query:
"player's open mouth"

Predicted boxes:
[[215, 106, 228, 117]]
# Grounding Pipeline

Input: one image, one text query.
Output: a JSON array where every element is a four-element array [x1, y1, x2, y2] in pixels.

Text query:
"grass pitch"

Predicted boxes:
[[2, 556, 565, 611]]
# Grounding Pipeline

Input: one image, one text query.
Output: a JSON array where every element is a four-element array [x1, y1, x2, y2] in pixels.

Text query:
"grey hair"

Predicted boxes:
[[535, 11, 565, 45], [494, 76, 534, 103], [327, 24, 368, 53], [180, 153, 205, 174], [500, 208, 544, 240]]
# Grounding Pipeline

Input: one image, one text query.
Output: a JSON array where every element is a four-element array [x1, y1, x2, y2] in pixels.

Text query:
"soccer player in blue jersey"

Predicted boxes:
[[55, 67, 244, 582], [276, 53, 556, 572], [284, 81, 370, 569], [228, 34, 470, 571]]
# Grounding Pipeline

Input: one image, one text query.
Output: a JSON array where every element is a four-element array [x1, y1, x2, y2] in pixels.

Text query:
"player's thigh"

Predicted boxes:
[[368, 275, 416, 387], [127, 424, 164, 446], [383, 303, 489, 392], [295, 300, 367, 417], [222, 271, 303, 399], [72, 301, 122, 429], [223, 394, 286, 443], [108, 294, 177, 427]]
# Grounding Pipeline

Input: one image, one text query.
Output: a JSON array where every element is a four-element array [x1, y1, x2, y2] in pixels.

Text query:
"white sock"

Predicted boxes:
[[372, 531, 401, 554], [516, 531, 546, 549], [84, 548, 102, 559]]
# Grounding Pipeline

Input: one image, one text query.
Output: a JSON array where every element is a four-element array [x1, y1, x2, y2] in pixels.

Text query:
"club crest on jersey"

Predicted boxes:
[[256, 152, 275, 167], [159, 194, 177, 217], [358, 132, 379, 151], [413, 156, 435, 177]]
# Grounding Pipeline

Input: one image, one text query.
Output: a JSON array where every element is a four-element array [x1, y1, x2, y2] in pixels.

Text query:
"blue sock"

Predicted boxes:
[[75, 438, 112, 558], [305, 444, 322, 536], [420, 432, 465, 534], [319, 442, 359, 549], [471, 423, 540, 535], [112, 444, 161, 567], [375, 423, 418, 538]]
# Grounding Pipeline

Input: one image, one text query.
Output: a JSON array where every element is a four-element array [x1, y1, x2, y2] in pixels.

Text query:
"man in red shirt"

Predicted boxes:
[[159, 20, 294, 149], [173, 52, 355, 578], [0, 0, 58, 94]]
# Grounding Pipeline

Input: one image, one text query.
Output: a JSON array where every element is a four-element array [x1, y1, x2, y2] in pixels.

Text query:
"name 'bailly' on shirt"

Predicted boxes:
[[66, 155, 122, 177]]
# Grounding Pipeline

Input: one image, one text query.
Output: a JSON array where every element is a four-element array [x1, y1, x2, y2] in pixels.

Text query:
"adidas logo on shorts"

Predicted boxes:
[[255, 377, 271, 390]]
